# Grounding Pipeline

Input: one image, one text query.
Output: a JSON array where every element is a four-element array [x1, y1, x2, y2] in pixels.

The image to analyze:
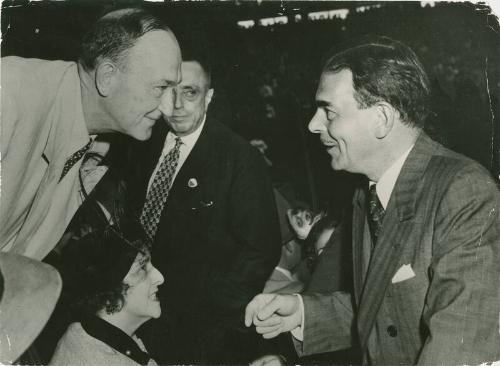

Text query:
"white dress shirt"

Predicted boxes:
[[292, 143, 415, 341], [147, 117, 206, 193]]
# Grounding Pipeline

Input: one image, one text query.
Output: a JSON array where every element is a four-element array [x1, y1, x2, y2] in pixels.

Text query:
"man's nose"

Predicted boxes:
[[173, 89, 183, 110], [308, 110, 324, 134], [158, 88, 174, 117]]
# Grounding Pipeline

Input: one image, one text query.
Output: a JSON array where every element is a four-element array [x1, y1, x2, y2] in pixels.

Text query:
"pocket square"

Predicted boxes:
[[391, 264, 416, 284]]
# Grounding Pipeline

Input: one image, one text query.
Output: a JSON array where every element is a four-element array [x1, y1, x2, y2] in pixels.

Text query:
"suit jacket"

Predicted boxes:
[[0, 57, 95, 260], [137, 119, 281, 364], [300, 133, 500, 365]]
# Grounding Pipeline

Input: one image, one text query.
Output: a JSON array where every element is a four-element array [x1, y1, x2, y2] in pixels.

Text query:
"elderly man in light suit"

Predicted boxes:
[[1, 8, 181, 259], [245, 36, 500, 365]]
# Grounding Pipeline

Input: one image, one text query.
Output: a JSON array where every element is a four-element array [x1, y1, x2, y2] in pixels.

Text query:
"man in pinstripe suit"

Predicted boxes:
[[245, 36, 500, 365]]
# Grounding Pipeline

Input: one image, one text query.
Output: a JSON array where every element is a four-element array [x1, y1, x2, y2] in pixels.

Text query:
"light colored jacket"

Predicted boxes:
[[1, 57, 104, 259], [50, 323, 158, 366]]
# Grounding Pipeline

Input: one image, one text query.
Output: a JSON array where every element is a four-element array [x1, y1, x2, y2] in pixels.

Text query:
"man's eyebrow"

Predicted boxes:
[[316, 100, 333, 108]]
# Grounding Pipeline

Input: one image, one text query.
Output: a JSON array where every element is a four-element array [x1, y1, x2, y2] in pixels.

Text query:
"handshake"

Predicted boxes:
[[244, 293, 303, 339]]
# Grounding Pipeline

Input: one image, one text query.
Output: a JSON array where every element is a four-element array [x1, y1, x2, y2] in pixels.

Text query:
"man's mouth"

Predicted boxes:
[[321, 139, 337, 149]]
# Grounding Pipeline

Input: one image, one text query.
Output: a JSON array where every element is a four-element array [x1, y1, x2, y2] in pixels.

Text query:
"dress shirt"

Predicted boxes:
[[147, 117, 206, 193], [369, 144, 415, 210], [292, 143, 415, 342]]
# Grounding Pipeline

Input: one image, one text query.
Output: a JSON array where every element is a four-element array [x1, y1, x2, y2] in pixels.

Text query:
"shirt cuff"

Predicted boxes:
[[290, 294, 305, 341]]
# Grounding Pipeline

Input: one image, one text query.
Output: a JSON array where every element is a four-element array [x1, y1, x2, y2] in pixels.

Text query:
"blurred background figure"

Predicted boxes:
[[50, 221, 163, 366], [0, 253, 62, 365], [287, 206, 325, 241]]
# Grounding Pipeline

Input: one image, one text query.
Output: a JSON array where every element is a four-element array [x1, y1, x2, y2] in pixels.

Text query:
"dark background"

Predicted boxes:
[[2, 0, 499, 214]]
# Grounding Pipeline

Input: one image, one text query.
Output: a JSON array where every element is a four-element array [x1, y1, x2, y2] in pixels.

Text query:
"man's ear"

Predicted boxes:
[[205, 88, 214, 109], [374, 102, 396, 139], [95, 60, 118, 97]]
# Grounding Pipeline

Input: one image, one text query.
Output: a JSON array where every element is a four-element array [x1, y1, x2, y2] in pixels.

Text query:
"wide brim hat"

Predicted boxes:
[[0, 253, 62, 364]]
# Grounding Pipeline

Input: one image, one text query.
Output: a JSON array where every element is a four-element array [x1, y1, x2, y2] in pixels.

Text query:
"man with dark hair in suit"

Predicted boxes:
[[245, 36, 500, 365], [137, 45, 281, 364]]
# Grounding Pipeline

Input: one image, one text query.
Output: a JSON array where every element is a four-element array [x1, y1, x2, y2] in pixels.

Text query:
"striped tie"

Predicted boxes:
[[367, 184, 385, 249], [140, 137, 182, 239]]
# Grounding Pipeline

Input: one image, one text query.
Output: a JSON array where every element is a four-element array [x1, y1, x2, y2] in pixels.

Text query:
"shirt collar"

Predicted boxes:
[[370, 144, 414, 210], [166, 115, 206, 151], [80, 315, 150, 365]]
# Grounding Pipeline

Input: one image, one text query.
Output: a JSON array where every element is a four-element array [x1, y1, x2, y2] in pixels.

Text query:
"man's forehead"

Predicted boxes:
[[126, 30, 181, 73], [179, 61, 209, 87], [316, 69, 355, 103]]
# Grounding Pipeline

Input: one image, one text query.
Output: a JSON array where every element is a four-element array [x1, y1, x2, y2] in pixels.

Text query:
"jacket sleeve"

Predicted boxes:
[[417, 164, 500, 365], [297, 291, 355, 356]]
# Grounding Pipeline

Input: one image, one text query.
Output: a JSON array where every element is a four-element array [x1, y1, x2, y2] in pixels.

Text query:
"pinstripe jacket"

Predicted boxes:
[[300, 133, 500, 365]]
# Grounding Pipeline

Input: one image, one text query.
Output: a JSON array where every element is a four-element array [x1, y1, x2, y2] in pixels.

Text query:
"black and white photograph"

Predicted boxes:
[[1, 1, 500, 365]]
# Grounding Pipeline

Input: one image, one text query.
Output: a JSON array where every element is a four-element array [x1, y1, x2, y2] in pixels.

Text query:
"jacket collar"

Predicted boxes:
[[81, 315, 150, 365]]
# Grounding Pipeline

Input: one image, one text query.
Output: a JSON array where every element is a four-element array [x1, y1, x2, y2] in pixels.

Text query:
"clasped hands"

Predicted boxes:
[[244, 294, 303, 339]]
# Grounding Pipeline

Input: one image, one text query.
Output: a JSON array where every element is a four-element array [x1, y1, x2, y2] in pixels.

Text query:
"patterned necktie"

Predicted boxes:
[[140, 137, 182, 239], [59, 140, 93, 182], [367, 184, 385, 248]]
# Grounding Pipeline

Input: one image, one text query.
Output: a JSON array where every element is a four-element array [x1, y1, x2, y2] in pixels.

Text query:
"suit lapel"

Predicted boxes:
[[352, 188, 367, 304], [356, 133, 437, 349], [167, 120, 214, 201]]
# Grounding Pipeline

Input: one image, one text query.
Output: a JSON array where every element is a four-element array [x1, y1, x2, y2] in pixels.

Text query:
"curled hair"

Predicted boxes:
[[79, 8, 170, 71], [323, 36, 430, 127], [61, 222, 151, 318]]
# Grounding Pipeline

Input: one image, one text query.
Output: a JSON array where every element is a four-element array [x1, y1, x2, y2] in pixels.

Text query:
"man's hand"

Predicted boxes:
[[250, 354, 286, 366], [244, 294, 302, 339]]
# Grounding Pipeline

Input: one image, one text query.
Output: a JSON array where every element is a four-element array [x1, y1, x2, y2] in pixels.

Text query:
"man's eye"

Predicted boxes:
[[326, 110, 337, 120], [183, 89, 198, 98]]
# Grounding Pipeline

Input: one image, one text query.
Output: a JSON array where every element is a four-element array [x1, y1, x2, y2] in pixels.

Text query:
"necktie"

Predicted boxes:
[[367, 184, 385, 248], [140, 137, 182, 239], [59, 140, 93, 182]]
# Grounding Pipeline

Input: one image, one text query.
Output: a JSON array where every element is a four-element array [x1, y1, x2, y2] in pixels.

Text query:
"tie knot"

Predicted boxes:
[[368, 184, 385, 223], [174, 137, 183, 148]]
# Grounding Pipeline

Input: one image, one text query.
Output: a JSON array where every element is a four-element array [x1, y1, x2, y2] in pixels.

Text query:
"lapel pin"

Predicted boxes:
[[188, 178, 198, 188]]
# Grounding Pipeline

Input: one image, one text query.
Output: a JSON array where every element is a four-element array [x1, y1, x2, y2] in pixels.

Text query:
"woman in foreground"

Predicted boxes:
[[50, 220, 164, 366]]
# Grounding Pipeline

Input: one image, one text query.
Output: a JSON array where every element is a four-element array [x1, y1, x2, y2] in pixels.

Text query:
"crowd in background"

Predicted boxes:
[[3, 1, 499, 213], [1, 2, 499, 365]]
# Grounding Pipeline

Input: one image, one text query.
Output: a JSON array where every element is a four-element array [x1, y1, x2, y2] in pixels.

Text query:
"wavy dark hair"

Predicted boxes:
[[322, 35, 430, 128], [61, 221, 151, 317]]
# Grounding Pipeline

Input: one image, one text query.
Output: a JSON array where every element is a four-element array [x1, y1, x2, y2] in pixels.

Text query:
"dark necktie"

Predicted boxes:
[[367, 184, 385, 248], [59, 140, 93, 182], [140, 137, 182, 239]]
